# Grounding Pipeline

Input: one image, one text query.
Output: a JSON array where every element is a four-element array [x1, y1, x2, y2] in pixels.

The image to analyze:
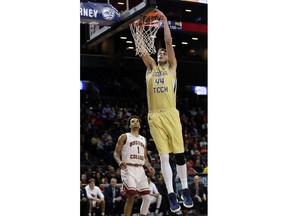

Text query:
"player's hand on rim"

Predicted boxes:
[[154, 8, 167, 21]]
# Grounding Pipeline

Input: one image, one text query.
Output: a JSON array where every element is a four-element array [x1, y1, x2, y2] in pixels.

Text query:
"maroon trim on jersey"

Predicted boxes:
[[126, 190, 138, 195], [122, 181, 150, 196], [125, 189, 150, 196], [138, 189, 150, 195], [126, 163, 143, 167], [122, 181, 137, 194]]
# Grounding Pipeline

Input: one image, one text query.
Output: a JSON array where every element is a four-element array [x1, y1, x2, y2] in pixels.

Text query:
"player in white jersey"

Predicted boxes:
[[114, 115, 155, 216], [85, 178, 105, 216], [147, 176, 162, 215]]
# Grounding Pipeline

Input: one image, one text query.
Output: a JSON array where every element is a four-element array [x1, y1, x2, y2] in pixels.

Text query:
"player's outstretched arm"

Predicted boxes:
[[137, 25, 156, 72], [141, 50, 156, 72], [155, 8, 177, 71]]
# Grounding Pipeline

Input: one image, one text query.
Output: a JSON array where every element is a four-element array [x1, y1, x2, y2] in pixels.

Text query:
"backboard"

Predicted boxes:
[[80, 0, 157, 50]]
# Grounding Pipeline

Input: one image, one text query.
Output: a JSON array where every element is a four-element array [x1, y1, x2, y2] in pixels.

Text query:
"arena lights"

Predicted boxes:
[[80, 80, 86, 90], [192, 86, 208, 95]]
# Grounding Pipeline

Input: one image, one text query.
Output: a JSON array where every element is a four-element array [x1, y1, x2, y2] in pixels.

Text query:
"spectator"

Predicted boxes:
[[105, 166, 119, 183], [199, 136, 207, 149], [102, 103, 112, 119], [186, 162, 197, 175], [188, 175, 207, 215], [156, 175, 169, 216], [104, 178, 124, 216], [200, 145, 208, 156], [81, 180, 90, 216], [115, 168, 122, 183], [193, 159, 204, 173], [190, 107, 197, 116], [147, 176, 162, 215], [191, 150, 202, 165], [95, 171, 106, 186], [86, 168, 94, 180], [85, 179, 106, 216], [81, 173, 88, 187]]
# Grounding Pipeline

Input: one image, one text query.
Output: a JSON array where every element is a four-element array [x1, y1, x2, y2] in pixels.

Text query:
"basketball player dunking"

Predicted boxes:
[[114, 115, 155, 216], [139, 8, 194, 213]]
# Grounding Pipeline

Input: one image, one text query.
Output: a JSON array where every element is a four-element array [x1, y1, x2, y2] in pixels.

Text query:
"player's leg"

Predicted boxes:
[[124, 194, 135, 216], [159, 154, 174, 194], [174, 153, 193, 208], [136, 168, 151, 215], [155, 194, 162, 214], [96, 199, 106, 216], [168, 109, 193, 208], [160, 153, 181, 213], [148, 196, 157, 214], [88, 200, 94, 216], [148, 112, 181, 213], [121, 166, 138, 215], [140, 194, 150, 216]]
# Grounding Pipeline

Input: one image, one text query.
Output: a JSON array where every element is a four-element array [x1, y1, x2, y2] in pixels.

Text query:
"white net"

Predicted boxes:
[[129, 13, 164, 57]]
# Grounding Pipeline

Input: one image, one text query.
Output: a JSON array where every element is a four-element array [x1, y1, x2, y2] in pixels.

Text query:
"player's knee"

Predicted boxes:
[[142, 194, 150, 204], [175, 153, 186, 165]]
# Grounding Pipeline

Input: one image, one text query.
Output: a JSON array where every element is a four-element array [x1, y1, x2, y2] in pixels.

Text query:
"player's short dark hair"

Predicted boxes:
[[127, 115, 142, 127], [157, 48, 167, 56]]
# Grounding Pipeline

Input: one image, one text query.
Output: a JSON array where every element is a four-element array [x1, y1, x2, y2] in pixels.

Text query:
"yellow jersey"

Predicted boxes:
[[146, 63, 177, 111]]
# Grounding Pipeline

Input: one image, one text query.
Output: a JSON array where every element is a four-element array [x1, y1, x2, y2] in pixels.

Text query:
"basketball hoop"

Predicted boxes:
[[130, 12, 165, 57]]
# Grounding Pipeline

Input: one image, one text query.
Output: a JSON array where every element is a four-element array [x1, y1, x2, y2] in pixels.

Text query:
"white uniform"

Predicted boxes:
[[121, 132, 150, 195], [149, 181, 162, 209], [85, 185, 104, 206], [149, 181, 159, 197]]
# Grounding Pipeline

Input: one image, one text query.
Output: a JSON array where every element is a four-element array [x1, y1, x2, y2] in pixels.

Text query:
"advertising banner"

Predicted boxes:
[[80, 2, 120, 25]]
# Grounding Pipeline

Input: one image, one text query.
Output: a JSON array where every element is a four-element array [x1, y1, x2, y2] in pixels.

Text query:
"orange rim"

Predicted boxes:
[[146, 12, 165, 18], [130, 12, 164, 26], [130, 21, 161, 26]]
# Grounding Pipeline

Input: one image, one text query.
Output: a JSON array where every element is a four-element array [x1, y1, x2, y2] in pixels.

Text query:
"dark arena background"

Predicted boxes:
[[80, 0, 207, 215]]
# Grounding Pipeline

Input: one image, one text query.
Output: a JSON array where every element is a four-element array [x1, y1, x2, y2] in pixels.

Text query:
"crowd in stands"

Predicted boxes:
[[80, 83, 208, 216]]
